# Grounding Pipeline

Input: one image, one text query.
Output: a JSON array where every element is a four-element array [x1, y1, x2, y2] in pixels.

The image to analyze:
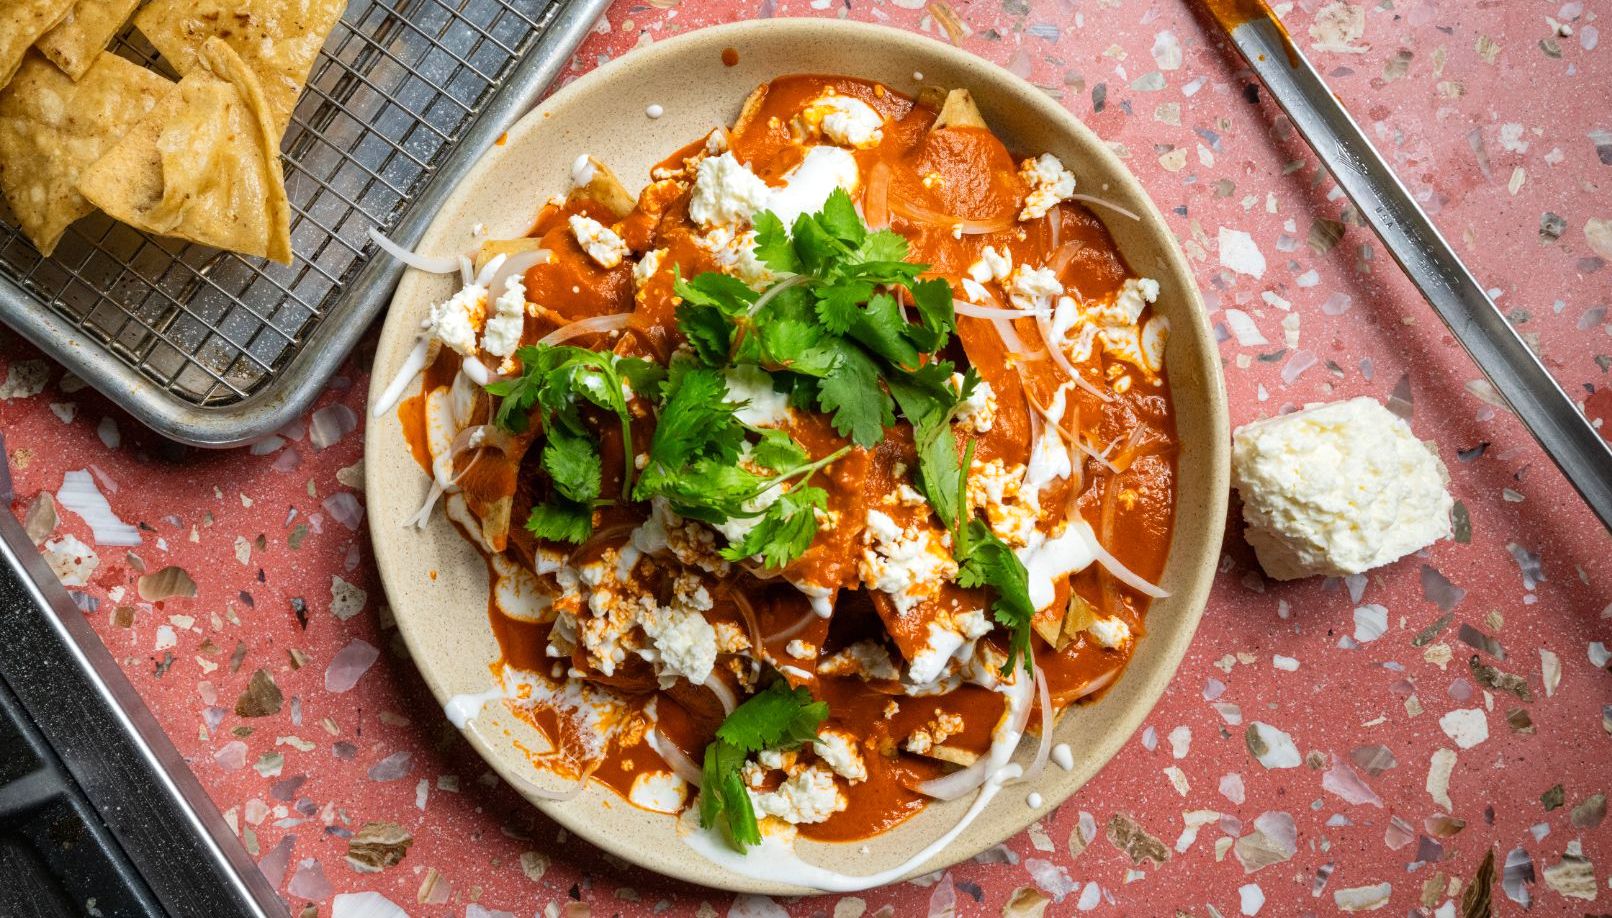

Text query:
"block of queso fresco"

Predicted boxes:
[[1230, 396, 1453, 581]]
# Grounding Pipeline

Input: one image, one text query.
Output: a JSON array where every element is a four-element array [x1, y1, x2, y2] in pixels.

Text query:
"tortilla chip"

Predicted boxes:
[[1, 0, 76, 88], [0, 52, 170, 256], [133, 0, 346, 131], [36, 0, 142, 81], [78, 37, 292, 263], [932, 88, 987, 131]]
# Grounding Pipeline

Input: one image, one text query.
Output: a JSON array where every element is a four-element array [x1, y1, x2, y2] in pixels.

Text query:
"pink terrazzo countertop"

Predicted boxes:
[[3, 0, 1610, 915]]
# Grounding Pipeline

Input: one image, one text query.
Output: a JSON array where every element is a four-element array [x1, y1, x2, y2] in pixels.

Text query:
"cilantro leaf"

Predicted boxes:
[[700, 740, 760, 849], [719, 485, 827, 569], [525, 499, 592, 544], [817, 188, 866, 246], [700, 680, 829, 851], [956, 520, 1036, 674], [716, 681, 829, 753], [676, 302, 735, 366], [541, 424, 601, 504], [846, 291, 921, 370], [488, 346, 662, 500], [853, 228, 909, 265], [749, 427, 809, 472], [640, 365, 745, 480], [751, 211, 800, 274], [906, 276, 956, 352], [816, 343, 891, 447]]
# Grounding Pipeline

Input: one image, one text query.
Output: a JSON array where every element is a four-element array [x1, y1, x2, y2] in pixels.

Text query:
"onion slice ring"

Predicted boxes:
[[538, 312, 633, 346], [1019, 663, 1054, 784], [646, 725, 704, 787], [1070, 193, 1141, 222], [1034, 309, 1112, 402], [1077, 520, 1168, 598], [368, 227, 461, 274], [372, 336, 436, 417], [486, 249, 553, 298], [953, 299, 1040, 321]]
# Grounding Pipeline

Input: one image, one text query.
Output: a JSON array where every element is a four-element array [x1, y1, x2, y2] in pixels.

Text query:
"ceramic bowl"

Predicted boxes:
[[365, 18, 1229, 894]]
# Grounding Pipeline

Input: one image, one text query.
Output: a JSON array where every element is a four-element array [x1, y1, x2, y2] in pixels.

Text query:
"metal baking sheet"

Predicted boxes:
[[0, 0, 609, 447]]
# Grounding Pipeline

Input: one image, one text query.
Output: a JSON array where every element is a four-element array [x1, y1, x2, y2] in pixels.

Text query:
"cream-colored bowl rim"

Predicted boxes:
[[365, 18, 1229, 895]]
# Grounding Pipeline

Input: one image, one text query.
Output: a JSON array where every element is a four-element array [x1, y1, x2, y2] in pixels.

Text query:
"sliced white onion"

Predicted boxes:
[[989, 317, 1041, 359], [407, 426, 492, 528], [1034, 309, 1112, 403], [762, 609, 819, 643], [461, 356, 491, 386], [1070, 193, 1141, 222], [890, 197, 1015, 235], [474, 252, 508, 288], [917, 663, 1034, 801], [703, 675, 738, 716], [864, 162, 891, 230], [646, 726, 704, 787], [486, 249, 552, 298], [1019, 663, 1053, 783], [372, 337, 436, 418], [1070, 434, 1122, 474], [1046, 210, 1061, 250], [1066, 667, 1120, 702], [1077, 520, 1168, 598], [953, 299, 1039, 321], [458, 254, 473, 286], [537, 312, 633, 346], [368, 227, 461, 274]]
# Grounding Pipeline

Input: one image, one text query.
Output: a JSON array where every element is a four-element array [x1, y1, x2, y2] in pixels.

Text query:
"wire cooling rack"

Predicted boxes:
[[0, 0, 608, 447]]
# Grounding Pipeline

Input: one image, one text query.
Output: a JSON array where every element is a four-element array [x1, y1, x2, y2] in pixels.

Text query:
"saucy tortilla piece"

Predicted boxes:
[[0, 0, 76, 89], [78, 37, 292, 263], [0, 51, 170, 256], [35, 0, 141, 81], [133, 0, 346, 131]]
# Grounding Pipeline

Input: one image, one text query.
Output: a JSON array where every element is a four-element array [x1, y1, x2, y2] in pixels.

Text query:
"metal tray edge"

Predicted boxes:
[[0, 0, 610, 449]]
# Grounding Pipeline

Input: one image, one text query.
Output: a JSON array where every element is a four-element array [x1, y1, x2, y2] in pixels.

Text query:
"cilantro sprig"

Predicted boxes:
[[632, 359, 847, 569], [672, 188, 955, 447], [700, 680, 829, 850], [485, 344, 664, 544]]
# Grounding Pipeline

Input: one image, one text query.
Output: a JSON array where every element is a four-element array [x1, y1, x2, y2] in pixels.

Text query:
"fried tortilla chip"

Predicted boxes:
[[0, 52, 170, 256], [133, 0, 346, 130], [1, 0, 76, 88], [36, 0, 142, 81], [932, 88, 987, 131], [78, 38, 292, 263]]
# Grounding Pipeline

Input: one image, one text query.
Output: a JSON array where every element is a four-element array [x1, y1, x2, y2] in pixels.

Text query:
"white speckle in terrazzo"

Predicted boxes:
[[1353, 604, 1389, 642], [1438, 708, 1489, 748], [1239, 882, 1266, 915], [1247, 722, 1302, 768], [1218, 227, 1267, 277]]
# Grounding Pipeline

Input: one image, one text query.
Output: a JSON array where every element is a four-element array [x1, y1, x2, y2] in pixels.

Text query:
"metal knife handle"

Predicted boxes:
[[1206, 10, 1612, 530]]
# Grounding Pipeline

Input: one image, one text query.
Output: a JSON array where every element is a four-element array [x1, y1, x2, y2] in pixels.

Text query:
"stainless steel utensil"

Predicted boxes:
[[1198, 0, 1612, 530], [0, 0, 610, 448]]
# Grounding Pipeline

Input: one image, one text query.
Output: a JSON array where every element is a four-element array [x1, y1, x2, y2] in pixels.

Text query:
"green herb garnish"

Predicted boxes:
[[486, 344, 663, 544], [700, 681, 829, 850]]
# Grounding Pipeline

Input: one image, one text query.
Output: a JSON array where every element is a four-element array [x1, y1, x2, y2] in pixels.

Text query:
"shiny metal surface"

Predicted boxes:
[[1206, 10, 1612, 530], [0, 506, 285, 916], [0, 0, 609, 448]]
